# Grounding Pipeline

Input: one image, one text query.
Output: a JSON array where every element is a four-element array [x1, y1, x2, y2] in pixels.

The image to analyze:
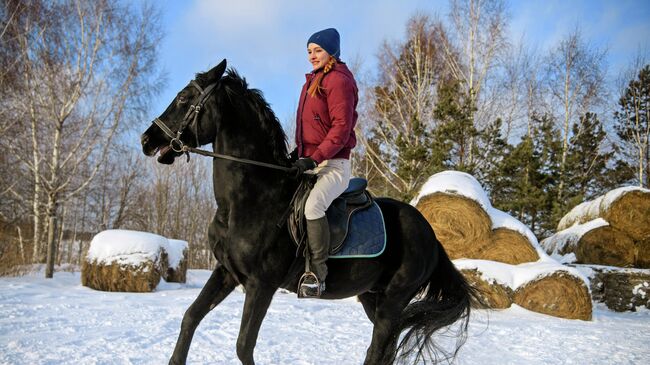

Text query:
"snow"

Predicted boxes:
[[411, 170, 492, 210], [86, 230, 187, 269], [166, 239, 188, 269], [558, 186, 649, 229], [1, 270, 649, 364], [541, 218, 610, 263], [453, 259, 589, 290], [87, 229, 167, 266]]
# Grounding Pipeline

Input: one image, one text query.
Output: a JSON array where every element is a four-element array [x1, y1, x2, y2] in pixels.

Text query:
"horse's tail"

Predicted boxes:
[[394, 245, 484, 364]]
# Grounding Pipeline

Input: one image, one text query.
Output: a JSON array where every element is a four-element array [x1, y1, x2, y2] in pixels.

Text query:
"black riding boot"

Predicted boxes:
[[300, 216, 329, 297]]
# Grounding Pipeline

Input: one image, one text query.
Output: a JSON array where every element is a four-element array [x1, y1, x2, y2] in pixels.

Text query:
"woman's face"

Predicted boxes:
[[307, 43, 330, 71]]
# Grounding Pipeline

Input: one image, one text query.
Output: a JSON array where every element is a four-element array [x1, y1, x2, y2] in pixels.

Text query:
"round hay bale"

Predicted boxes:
[[416, 193, 492, 260], [635, 237, 650, 269], [478, 228, 539, 265], [513, 271, 592, 321], [576, 226, 635, 267], [81, 259, 161, 292], [460, 269, 513, 309], [161, 244, 188, 283], [82, 229, 168, 292], [604, 190, 650, 241], [557, 188, 650, 240]]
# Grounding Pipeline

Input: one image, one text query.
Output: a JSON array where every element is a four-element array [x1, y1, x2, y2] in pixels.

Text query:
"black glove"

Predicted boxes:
[[288, 148, 299, 163], [291, 157, 317, 178]]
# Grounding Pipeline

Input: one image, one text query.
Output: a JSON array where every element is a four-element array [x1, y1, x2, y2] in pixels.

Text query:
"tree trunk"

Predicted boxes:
[[16, 226, 25, 264], [45, 205, 57, 278], [56, 203, 66, 266]]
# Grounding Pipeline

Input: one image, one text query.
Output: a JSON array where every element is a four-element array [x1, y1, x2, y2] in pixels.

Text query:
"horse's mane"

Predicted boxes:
[[196, 68, 289, 163]]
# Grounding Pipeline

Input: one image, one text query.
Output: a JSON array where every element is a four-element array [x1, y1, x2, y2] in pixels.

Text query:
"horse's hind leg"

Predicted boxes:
[[169, 264, 237, 365], [362, 291, 412, 365], [358, 292, 379, 324], [235, 280, 276, 365]]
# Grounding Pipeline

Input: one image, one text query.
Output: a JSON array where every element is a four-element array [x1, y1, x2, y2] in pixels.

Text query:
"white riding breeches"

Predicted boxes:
[[304, 158, 352, 220]]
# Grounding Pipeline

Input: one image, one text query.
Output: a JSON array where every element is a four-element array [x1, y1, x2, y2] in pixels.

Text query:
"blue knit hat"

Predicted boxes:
[[307, 28, 340, 59]]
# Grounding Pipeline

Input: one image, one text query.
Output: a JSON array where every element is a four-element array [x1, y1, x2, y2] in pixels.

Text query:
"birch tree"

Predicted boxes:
[[438, 0, 508, 132], [2, 0, 161, 277], [360, 15, 449, 200], [544, 27, 607, 202]]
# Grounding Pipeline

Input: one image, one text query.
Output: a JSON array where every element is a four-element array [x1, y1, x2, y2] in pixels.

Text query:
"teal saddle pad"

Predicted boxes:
[[329, 202, 386, 259]]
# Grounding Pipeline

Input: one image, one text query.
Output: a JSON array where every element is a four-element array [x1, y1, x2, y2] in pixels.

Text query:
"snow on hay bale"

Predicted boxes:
[[456, 260, 592, 320], [82, 230, 190, 292], [557, 187, 650, 241], [412, 171, 540, 264], [162, 239, 189, 283]]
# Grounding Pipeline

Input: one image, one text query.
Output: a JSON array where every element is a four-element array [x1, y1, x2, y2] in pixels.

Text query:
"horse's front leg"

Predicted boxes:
[[169, 264, 237, 365], [236, 280, 276, 365]]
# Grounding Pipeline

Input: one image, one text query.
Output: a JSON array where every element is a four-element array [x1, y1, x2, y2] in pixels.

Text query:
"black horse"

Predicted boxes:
[[141, 60, 480, 365]]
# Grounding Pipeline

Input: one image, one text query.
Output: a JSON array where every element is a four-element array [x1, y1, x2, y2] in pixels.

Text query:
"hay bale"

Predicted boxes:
[[513, 271, 592, 321], [81, 259, 161, 292], [460, 269, 513, 309], [162, 239, 189, 283], [604, 190, 650, 241], [480, 228, 539, 265], [541, 219, 609, 261], [558, 187, 650, 241], [576, 226, 636, 267], [416, 193, 492, 260], [636, 237, 650, 269], [81, 230, 168, 292]]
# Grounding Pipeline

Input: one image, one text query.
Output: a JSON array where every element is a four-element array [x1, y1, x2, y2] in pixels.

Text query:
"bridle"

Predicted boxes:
[[152, 79, 293, 173], [153, 80, 217, 153]]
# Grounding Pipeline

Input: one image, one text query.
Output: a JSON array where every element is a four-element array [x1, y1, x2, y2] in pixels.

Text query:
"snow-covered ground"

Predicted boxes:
[[1, 270, 649, 365]]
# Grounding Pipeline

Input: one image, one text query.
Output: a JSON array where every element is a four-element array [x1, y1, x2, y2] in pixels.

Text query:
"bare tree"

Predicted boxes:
[[2, 0, 162, 277], [544, 27, 607, 201], [359, 15, 450, 200], [439, 0, 509, 131]]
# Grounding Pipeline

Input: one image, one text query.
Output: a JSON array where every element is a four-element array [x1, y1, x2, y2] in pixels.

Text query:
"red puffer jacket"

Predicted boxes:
[[295, 62, 358, 164]]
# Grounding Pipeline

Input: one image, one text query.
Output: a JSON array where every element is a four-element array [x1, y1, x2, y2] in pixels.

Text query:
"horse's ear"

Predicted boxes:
[[208, 59, 227, 82]]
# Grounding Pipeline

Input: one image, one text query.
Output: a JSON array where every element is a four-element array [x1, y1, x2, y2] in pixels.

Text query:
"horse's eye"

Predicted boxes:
[[177, 96, 187, 104]]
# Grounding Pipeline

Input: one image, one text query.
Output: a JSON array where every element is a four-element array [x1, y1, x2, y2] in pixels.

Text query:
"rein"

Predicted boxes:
[[181, 145, 293, 172], [153, 79, 293, 173]]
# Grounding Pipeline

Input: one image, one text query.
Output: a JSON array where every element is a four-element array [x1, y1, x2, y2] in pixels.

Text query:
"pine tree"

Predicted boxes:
[[562, 112, 614, 210], [492, 114, 562, 237], [432, 78, 479, 173], [614, 64, 650, 187], [476, 118, 510, 196]]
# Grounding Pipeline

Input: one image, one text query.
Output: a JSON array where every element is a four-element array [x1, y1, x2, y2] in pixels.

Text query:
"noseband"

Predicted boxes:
[[151, 78, 293, 173], [154, 80, 217, 153]]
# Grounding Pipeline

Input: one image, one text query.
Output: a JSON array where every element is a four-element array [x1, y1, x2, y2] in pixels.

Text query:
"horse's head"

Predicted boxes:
[[141, 59, 227, 164]]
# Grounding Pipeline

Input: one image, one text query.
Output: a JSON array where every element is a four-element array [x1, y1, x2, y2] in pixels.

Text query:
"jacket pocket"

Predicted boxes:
[[312, 113, 328, 136]]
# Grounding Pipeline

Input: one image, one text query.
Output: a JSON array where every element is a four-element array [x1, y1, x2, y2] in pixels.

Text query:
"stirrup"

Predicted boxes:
[[298, 271, 325, 298]]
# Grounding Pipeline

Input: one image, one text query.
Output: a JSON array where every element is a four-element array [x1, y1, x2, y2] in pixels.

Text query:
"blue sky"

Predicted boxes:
[[147, 0, 650, 132]]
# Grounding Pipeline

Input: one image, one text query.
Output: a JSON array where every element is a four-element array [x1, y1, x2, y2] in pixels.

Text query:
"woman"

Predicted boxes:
[[292, 28, 359, 297]]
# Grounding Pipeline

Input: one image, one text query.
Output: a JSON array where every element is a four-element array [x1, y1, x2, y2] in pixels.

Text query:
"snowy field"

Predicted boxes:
[[1, 270, 649, 365]]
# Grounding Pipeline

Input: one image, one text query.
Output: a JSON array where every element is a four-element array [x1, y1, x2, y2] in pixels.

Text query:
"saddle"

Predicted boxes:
[[287, 177, 374, 255]]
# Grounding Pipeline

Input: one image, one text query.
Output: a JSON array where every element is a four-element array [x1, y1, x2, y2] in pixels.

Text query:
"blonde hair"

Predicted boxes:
[[308, 56, 337, 97]]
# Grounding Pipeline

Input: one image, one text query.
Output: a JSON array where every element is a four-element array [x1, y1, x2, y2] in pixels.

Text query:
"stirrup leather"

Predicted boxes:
[[298, 272, 324, 298]]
